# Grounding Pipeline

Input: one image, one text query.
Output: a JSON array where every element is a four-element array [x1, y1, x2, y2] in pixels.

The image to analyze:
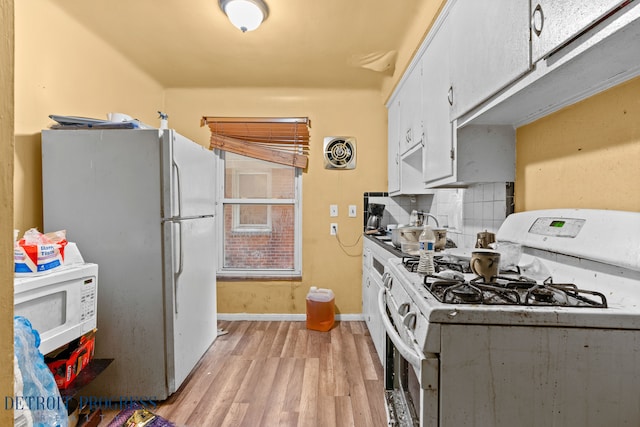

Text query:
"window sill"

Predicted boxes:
[[217, 275, 303, 282]]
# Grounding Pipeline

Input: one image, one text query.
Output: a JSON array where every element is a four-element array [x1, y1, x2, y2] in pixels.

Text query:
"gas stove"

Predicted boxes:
[[381, 209, 640, 427], [400, 254, 608, 307], [385, 209, 640, 329]]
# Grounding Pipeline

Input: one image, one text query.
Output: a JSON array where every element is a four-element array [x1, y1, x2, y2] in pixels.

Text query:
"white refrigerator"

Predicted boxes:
[[41, 128, 217, 400]]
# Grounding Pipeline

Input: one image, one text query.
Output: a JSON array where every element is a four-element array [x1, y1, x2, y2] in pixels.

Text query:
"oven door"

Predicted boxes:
[[379, 273, 439, 427]]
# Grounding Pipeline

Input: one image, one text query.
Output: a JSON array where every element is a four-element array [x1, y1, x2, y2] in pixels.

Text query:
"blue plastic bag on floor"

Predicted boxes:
[[13, 316, 68, 427]]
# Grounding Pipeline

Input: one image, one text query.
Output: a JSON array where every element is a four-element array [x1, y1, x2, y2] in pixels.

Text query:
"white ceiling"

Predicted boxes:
[[49, 0, 425, 90]]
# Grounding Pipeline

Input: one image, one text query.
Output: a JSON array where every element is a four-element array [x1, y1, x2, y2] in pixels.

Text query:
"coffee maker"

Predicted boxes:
[[366, 203, 385, 232]]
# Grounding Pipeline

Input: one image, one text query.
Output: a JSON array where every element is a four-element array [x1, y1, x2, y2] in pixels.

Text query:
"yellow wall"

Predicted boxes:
[[166, 88, 388, 314], [14, 0, 164, 234], [380, 0, 447, 102], [516, 76, 640, 212], [1, 0, 15, 424]]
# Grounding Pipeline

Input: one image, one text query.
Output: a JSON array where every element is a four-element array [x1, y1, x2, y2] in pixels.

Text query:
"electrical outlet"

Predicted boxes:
[[330, 223, 338, 235], [330, 204, 338, 217], [348, 205, 357, 217]]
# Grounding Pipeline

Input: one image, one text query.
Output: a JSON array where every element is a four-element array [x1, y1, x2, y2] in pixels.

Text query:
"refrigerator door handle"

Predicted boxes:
[[173, 161, 182, 218], [174, 221, 184, 314]]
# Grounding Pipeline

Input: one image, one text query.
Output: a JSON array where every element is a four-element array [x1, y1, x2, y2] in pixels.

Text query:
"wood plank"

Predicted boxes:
[[259, 357, 297, 426], [233, 357, 281, 425], [282, 358, 306, 413], [341, 326, 375, 427], [298, 358, 320, 425], [318, 342, 336, 397], [277, 410, 300, 427], [220, 402, 249, 427], [293, 328, 309, 358], [335, 396, 357, 427], [187, 356, 251, 426], [279, 321, 299, 358], [317, 395, 337, 427], [364, 378, 388, 427], [267, 320, 291, 357], [97, 321, 387, 427], [330, 325, 350, 397], [355, 333, 379, 381]]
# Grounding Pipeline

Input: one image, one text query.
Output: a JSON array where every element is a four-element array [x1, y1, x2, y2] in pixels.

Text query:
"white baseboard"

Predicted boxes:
[[217, 313, 364, 321]]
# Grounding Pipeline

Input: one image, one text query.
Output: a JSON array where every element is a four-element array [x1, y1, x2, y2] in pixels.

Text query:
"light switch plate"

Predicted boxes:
[[348, 205, 357, 217], [330, 204, 338, 217]]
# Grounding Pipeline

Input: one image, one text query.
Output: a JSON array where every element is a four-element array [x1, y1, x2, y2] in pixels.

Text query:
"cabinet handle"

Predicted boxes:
[[532, 4, 544, 37], [447, 86, 454, 106]]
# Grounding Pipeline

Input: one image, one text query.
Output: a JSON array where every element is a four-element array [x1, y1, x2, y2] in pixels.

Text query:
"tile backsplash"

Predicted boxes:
[[364, 183, 514, 249]]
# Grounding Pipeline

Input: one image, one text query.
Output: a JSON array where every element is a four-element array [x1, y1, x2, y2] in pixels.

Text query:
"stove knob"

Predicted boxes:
[[398, 302, 410, 315], [402, 312, 417, 330]]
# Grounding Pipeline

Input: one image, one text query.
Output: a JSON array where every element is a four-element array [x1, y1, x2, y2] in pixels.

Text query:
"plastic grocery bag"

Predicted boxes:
[[13, 316, 68, 427], [14, 228, 68, 275]]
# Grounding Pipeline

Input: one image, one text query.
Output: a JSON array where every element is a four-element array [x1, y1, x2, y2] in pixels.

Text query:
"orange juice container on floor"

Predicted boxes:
[[306, 286, 335, 331]]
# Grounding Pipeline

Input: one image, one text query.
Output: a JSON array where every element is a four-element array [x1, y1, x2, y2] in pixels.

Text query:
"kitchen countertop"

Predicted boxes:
[[364, 232, 458, 258], [363, 233, 406, 258]]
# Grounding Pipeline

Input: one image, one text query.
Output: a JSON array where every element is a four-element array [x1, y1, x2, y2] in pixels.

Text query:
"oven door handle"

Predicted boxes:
[[378, 287, 424, 368]]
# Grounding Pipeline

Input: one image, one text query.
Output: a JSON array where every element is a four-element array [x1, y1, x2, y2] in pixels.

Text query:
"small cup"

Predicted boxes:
[[475, 231, 496, 249], [470, 250, 501, 282]]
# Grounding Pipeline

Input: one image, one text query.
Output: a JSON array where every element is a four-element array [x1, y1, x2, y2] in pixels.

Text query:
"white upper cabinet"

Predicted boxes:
[[388, 0, 640, 192], [398, 62, 424, 154], [387, 99, 400, 194], [422, 16, 454, 184], [449, 0, 531, 119], [531, 0, 628, 63]]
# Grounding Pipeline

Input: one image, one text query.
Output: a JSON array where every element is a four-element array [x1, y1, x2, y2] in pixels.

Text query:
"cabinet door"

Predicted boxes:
[[387, 100, 401, 193], [449, 0, 531, 119], [363, 275, 375, 332], [422, 17, 454, 184], [531, 0, 627, 63], [399, 62, 424, 154], [369, 275, 385, 365]]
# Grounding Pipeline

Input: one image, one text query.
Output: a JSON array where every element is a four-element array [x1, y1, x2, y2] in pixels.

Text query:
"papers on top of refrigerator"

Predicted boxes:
[[48, 115, 153, 129]]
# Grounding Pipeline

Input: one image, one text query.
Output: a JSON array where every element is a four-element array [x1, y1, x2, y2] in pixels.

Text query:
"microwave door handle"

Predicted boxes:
[[378, 287, 424, 368], [173, 221, 184, 314]]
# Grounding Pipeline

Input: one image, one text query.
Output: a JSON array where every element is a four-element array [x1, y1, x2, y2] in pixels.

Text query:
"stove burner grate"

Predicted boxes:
[[428, 278, 522, 305], [422, 274, 608, 308], [522, 277, 608, 308], [403, 255, 471, 274]]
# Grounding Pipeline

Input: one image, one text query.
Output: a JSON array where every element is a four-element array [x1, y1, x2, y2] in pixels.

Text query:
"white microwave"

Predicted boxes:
[[14, 263, 98, 355]]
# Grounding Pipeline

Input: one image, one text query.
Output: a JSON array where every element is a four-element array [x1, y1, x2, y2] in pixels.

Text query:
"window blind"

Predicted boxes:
[[201, 117, 311, 169]]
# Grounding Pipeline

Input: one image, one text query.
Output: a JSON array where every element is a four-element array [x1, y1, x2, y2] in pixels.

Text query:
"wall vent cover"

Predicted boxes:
[[323, 137, 356, 170]]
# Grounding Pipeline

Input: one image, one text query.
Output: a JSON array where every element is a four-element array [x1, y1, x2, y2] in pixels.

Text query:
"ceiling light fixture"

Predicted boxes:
[[219, 0, 269, 33]]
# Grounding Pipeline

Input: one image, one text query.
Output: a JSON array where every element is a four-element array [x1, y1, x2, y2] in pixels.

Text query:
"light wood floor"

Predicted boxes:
[[98, 320, 387, 427]]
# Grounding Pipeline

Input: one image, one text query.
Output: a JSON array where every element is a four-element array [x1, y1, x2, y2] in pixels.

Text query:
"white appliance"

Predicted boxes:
[[14, 263, 98, 356], [381, 209, 640, 427], [41, 128, 217, 400]]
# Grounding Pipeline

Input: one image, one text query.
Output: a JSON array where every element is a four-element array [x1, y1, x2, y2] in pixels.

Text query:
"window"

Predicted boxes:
[[217, 151, 301, 277], [232, 171, 271, 231], [203, 116, 309, 278]]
